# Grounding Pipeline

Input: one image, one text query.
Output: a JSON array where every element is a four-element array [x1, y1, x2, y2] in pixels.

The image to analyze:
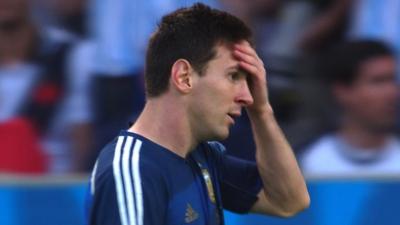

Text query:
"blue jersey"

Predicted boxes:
[[87, 130, 262, 225]]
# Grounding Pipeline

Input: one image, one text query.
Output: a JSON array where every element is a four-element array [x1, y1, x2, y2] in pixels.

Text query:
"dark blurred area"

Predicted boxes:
[[0, 0, 399, 176]]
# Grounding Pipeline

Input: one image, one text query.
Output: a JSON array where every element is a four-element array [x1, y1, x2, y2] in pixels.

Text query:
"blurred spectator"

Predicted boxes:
[[33, 0, 89, 37], [348, 0, 400, 71], [285, 0, 354, 149], [0, 0, 93, 173], [298, 0, 352, 53], [300, 40, 400, 176]]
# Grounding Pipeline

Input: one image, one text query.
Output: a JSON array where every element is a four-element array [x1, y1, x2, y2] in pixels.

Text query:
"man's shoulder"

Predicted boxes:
[[94, 132, 171, 180]]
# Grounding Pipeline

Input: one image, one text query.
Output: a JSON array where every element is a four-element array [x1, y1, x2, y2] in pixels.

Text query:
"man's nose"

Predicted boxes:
[[235, 81, 254, 106]]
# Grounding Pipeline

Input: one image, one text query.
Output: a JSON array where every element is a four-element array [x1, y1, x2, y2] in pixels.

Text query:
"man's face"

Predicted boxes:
[[0, 0, 28, 26], [336, 56, 399, 131], [188, 43, 254, 141]]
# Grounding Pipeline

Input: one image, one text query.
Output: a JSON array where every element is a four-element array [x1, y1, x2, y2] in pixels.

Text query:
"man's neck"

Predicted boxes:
[[338, 118, 389, 150], [129, 96, 198, 158], [0, 20, 36, 66]]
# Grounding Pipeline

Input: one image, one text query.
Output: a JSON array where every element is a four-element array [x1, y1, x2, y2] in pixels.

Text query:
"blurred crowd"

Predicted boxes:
[[1, 0, 400, 176]]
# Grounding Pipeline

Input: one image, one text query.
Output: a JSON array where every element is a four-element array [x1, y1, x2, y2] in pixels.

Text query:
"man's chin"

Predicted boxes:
[[206, 129, 230, 141], [217, 129, 231, 140]]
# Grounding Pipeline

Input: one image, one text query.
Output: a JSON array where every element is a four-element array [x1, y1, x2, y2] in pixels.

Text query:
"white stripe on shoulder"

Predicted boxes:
[[113, 136, 129, 225], [132, 139, 143, 225], [90, 160, 99, 195], [122, 136, 137, 225]]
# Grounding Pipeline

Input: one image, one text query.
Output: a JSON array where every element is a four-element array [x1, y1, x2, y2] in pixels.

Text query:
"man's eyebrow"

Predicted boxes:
[[226, 65, 249, 76], [225, 65, 240, 72]]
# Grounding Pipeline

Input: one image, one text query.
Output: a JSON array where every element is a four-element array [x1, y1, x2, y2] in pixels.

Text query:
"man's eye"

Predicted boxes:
[[229, 72, 240, 81]]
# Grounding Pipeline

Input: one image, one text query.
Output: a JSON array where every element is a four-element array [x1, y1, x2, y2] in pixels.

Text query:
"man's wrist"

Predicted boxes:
[[247, 104, 274, 121]]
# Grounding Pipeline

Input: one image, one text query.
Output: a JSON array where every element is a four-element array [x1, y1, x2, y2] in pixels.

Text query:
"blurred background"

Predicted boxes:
[[0, 0, 400, 224]]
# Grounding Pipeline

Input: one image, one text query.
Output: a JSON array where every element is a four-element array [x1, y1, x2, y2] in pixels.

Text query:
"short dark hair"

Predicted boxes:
[[144, 3, 253, 98], [322, 40, 394, 85]]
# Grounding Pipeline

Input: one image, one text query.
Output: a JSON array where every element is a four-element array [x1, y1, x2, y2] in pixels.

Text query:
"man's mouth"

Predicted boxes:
[[227, 112, 241, 124]]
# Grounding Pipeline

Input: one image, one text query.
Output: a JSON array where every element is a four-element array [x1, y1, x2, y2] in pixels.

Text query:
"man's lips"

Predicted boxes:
[[227, 112, 241, 124]]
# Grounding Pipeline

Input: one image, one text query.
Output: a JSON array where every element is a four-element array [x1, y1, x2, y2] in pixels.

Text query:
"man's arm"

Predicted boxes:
[[233, 41, 310, 217]]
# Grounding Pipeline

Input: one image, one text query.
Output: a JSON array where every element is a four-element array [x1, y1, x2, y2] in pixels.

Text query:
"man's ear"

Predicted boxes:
[[170, 59, 194, 94]]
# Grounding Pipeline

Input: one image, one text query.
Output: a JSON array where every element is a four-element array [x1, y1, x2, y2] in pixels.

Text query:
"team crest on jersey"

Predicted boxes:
[[185, 203, 199, 223]]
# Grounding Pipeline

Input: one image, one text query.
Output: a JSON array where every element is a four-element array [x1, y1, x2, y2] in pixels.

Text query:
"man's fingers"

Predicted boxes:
[[234, 44, 264, 66], [234, 49, 259, 67], [238, 61, 259, 77], [233, 49, 265, 77], [234, 42, 259, 55]]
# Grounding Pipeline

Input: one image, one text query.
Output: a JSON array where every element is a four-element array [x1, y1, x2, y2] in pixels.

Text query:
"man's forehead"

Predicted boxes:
[[212, 44, 238, 63], [211, 45, 250, 75]]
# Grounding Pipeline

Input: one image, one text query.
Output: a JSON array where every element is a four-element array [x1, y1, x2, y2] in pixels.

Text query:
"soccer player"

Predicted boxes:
[[87, 3, 309, 225]]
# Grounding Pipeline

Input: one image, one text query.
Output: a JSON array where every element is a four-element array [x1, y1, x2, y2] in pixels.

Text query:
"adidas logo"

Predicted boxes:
[[185, 203, 199, 223]]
